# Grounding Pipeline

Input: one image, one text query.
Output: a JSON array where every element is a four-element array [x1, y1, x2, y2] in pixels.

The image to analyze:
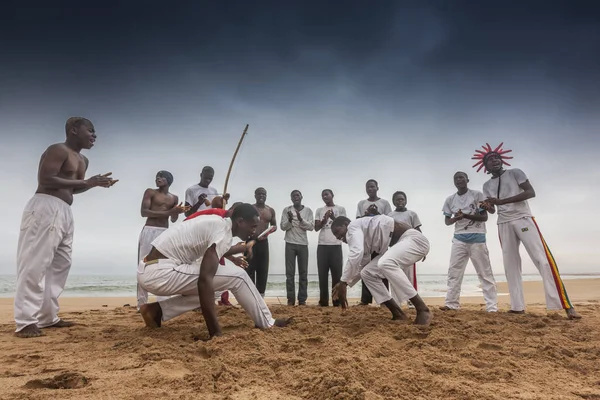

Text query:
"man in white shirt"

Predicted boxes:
[[184, 166, 220, 218], [388, 190, 423, 304], [356, 179, 392, 305], [441, 172, 497, 312], [314, 189, 347, 307], [280, 190, 314, 306], [137, 204, 290, 339], [330, 215, 432, 326], [477, 144, 580, 319]]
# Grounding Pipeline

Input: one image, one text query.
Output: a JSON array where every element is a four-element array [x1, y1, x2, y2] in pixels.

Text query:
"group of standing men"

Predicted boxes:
[[13, 117, 580, 339], [130, 140, 585, 324]]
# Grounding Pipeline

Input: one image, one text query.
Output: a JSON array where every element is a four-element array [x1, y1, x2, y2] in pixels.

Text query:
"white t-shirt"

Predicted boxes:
[[483, 168, 533, 224], [315, 205, 347, 245], [185, 184, 219, 211], [387, 210, 422, 229], [151, 215, 232, 265], [356, 199, 392, 218], [442, 189, 487, 234]]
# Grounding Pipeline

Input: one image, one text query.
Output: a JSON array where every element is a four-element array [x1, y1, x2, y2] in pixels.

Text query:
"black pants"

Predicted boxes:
[[285, 242, 308, 305], [317, 244, 343, 306], [246, 239, 269, 295], [360, 251, 389, 304]]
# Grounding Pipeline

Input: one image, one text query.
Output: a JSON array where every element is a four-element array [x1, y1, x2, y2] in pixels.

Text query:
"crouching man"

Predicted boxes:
[[138, 203, 289, 338], [331, 215, 432, 326]]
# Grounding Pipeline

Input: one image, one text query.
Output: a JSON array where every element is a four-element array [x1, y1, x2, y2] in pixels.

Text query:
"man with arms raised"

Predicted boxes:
[[137, 170, 189, 309], [246, 187, 277, 297], [331, 215, 432, 326], [138, 204, 290, 338], [15, 117, 117, 338]]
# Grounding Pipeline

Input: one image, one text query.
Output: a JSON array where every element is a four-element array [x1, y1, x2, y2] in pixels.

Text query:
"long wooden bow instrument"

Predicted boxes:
[[222, 124, 249, 208]]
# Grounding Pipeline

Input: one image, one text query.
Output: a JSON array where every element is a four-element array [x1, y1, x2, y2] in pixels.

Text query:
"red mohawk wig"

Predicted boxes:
[[472, 142, 513, 173]]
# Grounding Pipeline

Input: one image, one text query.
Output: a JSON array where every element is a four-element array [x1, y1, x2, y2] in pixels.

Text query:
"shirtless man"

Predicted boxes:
[[247, 187, 277, 297], [137, 170, 189, 309], [14, 117, 117, 338]]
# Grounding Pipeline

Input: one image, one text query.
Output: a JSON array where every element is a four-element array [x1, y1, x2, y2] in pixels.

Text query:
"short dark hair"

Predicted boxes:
[[331, 216, 351, 230], [322, 189, 334, 196], [291, 189, 301, 196], [366, 179, 378, 186], [392, 191, 407, 202], [230, 203, 259, 221], [202, 166, 214, 174], [255, 187, 266, 194], [65, 117, 92, 136], [229, 201, 243, 209], [454, 171, 468, 179]]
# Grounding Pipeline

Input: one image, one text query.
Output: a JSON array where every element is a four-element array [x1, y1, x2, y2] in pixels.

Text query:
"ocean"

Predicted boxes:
[[1, 273, 598, 299]]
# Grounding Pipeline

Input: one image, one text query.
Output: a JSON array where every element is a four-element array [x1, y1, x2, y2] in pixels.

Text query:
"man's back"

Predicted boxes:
[[348, 215, 395, 256], [152, 215, 232, 265]]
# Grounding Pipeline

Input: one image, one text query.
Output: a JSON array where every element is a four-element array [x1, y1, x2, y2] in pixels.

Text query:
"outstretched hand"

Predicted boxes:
[[332, 282, 348, 310], [485, 197, 503, 206], [229, 256, 248, 269], [86, 172, 118, 188], [479, 201, 494, 212], [172, 202, 190, 215]]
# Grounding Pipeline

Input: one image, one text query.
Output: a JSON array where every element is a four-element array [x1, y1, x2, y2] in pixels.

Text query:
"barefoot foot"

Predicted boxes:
[[414, 310, 432, 326], [15, 324, 45, 338], [438, 306, 454, 311], [140, 303, 163, 328], [45, 319, 75, 328], [508, 310, 525, 314], [391, 309, 409, 321], [566, 308, 582, 320]]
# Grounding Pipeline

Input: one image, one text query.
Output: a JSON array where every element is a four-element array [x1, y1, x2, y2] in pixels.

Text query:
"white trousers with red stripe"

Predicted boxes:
[[137, 259, 275, 328], [444, 238, 497, 312], [498, 217, 572, 311]]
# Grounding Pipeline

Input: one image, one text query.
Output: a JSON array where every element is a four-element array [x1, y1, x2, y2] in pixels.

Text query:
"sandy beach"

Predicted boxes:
[[1, 278, 599, 399]]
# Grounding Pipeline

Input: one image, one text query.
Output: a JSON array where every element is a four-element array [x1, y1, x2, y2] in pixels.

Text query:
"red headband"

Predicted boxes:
[[472, 142, 513, 173]]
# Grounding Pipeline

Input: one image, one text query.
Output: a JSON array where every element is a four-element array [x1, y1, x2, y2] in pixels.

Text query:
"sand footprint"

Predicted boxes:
[[477, 342, 503, 351], [24, 371, 90, 389]]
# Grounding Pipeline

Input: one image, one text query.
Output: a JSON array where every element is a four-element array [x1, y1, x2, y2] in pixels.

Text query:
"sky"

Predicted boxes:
[[1, 1, 599, 278]]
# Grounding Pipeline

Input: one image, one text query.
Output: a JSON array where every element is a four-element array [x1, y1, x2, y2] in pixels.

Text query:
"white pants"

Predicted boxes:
[[361, 229, 429, 305], [137, 259, 275, 328], [14, 194, 74, 332], [444, 238, 498, 311], [499, 217, 573, 311], [137, 226, 170, 308]]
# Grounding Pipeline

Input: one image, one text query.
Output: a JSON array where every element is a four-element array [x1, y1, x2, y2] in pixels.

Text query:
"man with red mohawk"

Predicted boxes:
[[475, 143, 581, 319]]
